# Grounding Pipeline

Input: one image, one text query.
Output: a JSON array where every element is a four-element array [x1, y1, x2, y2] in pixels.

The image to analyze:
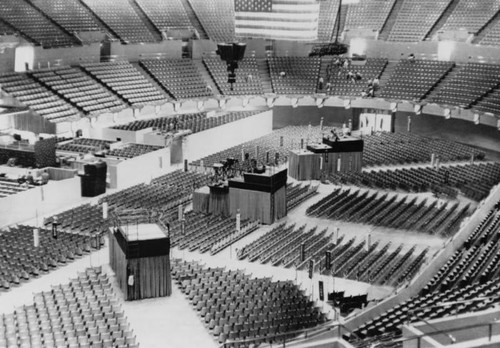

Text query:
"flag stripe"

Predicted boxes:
[[235, 0, 319, 41]]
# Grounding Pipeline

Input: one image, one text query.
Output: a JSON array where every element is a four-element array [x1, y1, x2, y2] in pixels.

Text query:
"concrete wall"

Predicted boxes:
[[109, 40, 182, 61], [183, 109, 273, 163], [32, 43, 101, 68]]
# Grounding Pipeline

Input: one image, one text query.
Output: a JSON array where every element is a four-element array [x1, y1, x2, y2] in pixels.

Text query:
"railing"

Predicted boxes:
[[217, 321, 363, 348]]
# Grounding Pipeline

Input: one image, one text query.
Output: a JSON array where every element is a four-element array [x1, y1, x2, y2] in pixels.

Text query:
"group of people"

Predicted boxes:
[[361, 77, 380, 98], [17, 170, 50, 186]]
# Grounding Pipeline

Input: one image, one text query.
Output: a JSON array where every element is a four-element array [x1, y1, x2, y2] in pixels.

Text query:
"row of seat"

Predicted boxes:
[[442, 0, 500, 35], [349, 202, 500, 346], [0, 267, 139, 348], [307, 187, 472, 236], [330, 162, 500, 202], [172, 258, 327, 345]]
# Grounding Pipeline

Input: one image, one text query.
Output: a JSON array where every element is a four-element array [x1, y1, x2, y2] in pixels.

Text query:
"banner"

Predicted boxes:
[[301, 243, 305, 262], [33, 228, 39, 248], [308, 259, 314, 279], [319, 281, 324, 301]]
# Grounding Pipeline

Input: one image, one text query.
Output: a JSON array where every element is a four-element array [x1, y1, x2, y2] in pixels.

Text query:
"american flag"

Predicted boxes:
[[234, 0, 320, 41]]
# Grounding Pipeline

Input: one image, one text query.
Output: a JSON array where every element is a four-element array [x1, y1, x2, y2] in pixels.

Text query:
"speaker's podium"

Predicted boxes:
[[228, 166, 288, 225], [109, 224, 171, 301]]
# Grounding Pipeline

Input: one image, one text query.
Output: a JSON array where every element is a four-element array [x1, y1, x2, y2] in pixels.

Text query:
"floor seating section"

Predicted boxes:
[[268, 57, 321, 95], [329, 162, 500, 202], [286, 183, 319, 212], [29, 0, 104, 37], [361, 131, 485, 167], [135, 0, 192, 31], [0, 0, 79, 48], [0, 268, 139, 348], [43, 203, 108, 235], [172, 259, 327, 345], [317, 0, 340, 42], [167, 211, 259, 255], [80, 0, 158, 44], [344, 0, 396, 32], [387, 0, 451, 42], [480, 20, 500, 46], [80, 61, 167, 106], [106, 144, 163, 159], [203, 57, 264, 96], [140, 59, 212, 100], [191, 126, 324, 168], [0, 177, 34, 198], [111, 111, 260, 133], [0, 225, 103, 291], [348, 202, 500, 347], [379, 60, 454, 101], [31, 67, 127, 116], [238, 223, 427, 287], [322, 58, 387, 96], [306, 188, 472, 236], [428, 63, 500, 108], [187, 0, 235, 42], [0, 73, 81, 123], [56, 138, 114, 154], [441, 0, 500, 35]]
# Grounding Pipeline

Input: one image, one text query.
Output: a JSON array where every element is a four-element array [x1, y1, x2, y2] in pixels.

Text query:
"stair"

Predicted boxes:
[[473, 9, 500, 44], [425, 0, 461, 41], [179, 0, 209, 40], [128, 0, 163, 41], [192, 59, 221, 95], [131, 62, 173, 100], [374, 61, 398, 97], [378, 0, 404, 41], [332, 4, 348, 41], [256, 59, 274, 94]]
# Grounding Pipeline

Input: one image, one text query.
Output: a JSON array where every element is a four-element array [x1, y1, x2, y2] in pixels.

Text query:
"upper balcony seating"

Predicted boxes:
[[203, 57, 264, 96], [441, 0, 500, 35], [140, 59, 212, 100], [172, 259, 327, 345], [322, 58, 387, 96], [187, 0, 235, 42], [0, 0, 79, 48], [268, 57, 321, 95], [31, 67, 127, 116], [317, 0, 340, 42], [378, 59, 454, 101], [428, 63, 500, 108], [80, 61, 168, 106], [344, 0, 396, 32], [387, 0, 451, 42], [135, 0, 192, 31], [30, 0, 103, 35], [0, 73, 81, 123], [80, 0, 158, 43], [480, 20, 500, 46]]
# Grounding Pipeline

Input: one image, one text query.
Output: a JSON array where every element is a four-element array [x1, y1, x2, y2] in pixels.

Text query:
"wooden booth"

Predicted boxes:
[[288, 136, 364, 181], [228, 167, 288, 225], [109, 223, 171, 301]]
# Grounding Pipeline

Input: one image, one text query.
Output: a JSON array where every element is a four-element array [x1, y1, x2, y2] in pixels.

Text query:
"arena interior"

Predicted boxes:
[[1, 0, 500, 347]]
